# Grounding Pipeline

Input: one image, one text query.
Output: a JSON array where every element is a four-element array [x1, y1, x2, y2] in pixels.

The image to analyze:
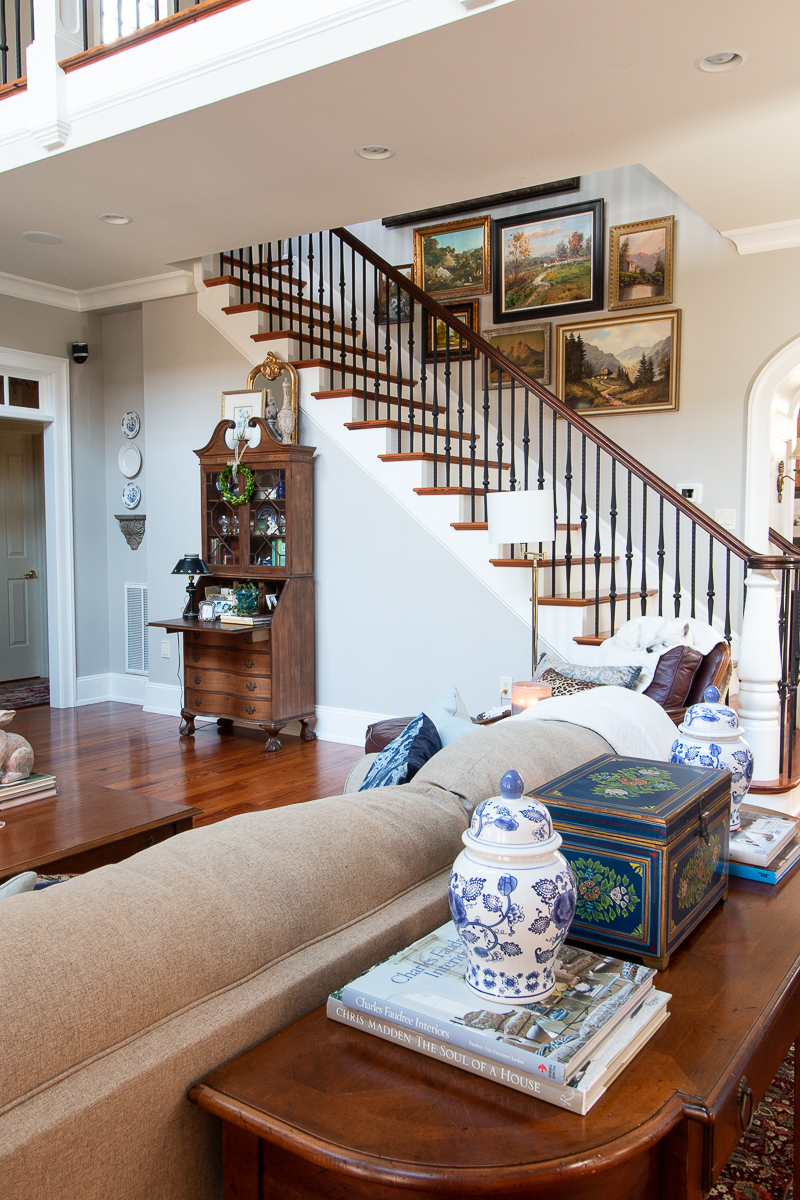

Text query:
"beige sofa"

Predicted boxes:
[[0, 719, 610, 1200]]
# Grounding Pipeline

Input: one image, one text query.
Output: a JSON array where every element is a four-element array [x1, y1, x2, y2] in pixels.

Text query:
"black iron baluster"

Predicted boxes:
[[457, 338, 464, 487], [432, 333, 439, 488], [625, 471, 633, 621], [238, 247, 244, 306], [690, 522, 697, 618], [258, 244, 264, 306], [509, 377, 517, 493], [327, 231, 335, 384], [551, 409, 557, 598], [673, 510, 681, 617], [419, 296, 428, 460], [609, 459, 618, 633], [385, 273, 393, 433], [444, 336, 452, 485], [594, 445, 601, 635], [287, 240, 294, 335], [317, 232, 324, 357], [82, 0, 88, 50], [267, 243, 274, 332], [371, 268, 380, 421], [277, 239, 284, 331], [248, 246, 254, 304], [778, 569, 790, 775], [523, 389, 530, 491], [640, 486, 648, 615], [564, 425, 572, 598], [538, 398, 544, 490], [295, 239, 305, 353], [350, 246, 358, 412], [657, 498, 665, 616], [306, 236, 315, 359], [482, 357, 490, 515], [707, 537, 715, 624], [408, 295, 416, 454], [15, 0, 22, 76], [2, 0, 9, 84], [360, 254, 368, 420], [396, 264, 403, 454], [338, 240, 346, 389], [724, 550, 732, 644], [581, 435, 587, 599]]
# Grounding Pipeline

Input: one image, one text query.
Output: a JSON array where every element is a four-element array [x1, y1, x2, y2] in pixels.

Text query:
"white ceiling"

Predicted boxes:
[[1, 0, 799, 290]]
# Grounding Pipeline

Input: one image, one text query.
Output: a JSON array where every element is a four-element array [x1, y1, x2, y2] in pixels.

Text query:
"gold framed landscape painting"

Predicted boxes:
[[556, 310, 680, 416], [413, 214, 491, 302], [608, 215, 674, 310], [482, 321, 551, 388], [424, 299, 479, 361]]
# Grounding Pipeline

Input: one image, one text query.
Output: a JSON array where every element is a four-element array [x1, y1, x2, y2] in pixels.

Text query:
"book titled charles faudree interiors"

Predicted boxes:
[[329, 922, 669, 1114]]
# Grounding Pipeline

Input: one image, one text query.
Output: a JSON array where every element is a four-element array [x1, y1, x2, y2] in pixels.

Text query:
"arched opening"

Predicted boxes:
[[744, 335, 800, 552]]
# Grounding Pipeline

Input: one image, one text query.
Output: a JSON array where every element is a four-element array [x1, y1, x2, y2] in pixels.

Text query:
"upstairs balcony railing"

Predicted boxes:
[[211, 226, 800, 788]]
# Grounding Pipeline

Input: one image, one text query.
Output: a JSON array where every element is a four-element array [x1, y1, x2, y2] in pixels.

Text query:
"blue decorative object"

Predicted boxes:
[[122, 482, 141, 509], [670, 685, 753, 830], [449, 770, 576, 1002], [358, 713, 442, 791]]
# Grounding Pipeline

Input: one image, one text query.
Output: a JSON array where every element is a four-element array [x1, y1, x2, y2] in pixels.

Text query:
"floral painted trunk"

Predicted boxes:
[[531, 755, 731, 971]]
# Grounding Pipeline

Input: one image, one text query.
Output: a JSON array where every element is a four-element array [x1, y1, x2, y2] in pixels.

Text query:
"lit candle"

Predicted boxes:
[[511, 680, 553, 715]]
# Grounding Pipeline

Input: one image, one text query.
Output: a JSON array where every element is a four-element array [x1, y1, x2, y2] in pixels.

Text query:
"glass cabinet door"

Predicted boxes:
[[249, 469, 287, 568], [205, 472, 242, 567]]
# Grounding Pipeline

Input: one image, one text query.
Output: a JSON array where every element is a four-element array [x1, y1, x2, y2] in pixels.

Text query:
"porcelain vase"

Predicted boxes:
[[669, 686, 753, 830], [449, 770, 577, 1002]]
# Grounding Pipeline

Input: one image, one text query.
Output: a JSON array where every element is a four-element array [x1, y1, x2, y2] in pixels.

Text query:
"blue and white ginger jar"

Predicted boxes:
[[670, 686, 753, 830], [449, 769, 576, 1003]]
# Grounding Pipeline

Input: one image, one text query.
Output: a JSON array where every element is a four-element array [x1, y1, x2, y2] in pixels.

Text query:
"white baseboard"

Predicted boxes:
[[76, 672, 147, 707], [76, 678, 390, 747]]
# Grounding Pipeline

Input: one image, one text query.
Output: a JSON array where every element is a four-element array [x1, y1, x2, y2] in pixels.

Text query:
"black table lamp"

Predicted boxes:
[[172, 554, 210, 619]]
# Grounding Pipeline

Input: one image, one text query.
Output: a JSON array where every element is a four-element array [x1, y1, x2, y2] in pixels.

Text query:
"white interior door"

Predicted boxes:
[[0, 430, 47, 682]]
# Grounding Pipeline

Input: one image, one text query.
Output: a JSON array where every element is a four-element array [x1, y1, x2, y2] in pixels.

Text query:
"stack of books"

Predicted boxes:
[[0, 771, 57, 810], [729, 807, 800, 884], [219, 613, 272, 627], [328, 922, 670, 1115]]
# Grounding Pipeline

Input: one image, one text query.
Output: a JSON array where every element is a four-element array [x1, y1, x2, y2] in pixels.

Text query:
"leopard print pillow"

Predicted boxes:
[[539, 668, 602, 698]]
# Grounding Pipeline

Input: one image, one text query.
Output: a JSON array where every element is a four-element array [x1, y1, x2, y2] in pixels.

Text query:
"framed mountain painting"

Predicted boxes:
[[482, 321, 550, 387], [492, 199, 604, 323], [555, 310, 681, 416], [608, 216, 674, 310]]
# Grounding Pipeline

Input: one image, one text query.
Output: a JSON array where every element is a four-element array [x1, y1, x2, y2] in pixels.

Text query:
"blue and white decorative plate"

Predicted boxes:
[[122, 482, 141, 509], [121, 411, 140, 439]]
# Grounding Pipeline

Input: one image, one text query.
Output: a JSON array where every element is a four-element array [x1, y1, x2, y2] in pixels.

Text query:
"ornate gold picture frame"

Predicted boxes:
[[608, 215, 674, 311], [413, 214, 491, 302], [556, 309, 680, 416], [246, 352, 300, 444]]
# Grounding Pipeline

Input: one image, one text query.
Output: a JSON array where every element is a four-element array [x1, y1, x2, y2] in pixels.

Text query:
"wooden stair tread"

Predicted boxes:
[[345, 420, 475, 440], [294, 360, 415, 387], [490, 556, 617, 568], [254, 338, 383, 363], [380, 452, 507, 469], [573, 633, 612, 645], [451, 521, 580, 532], [218, 258, 308, 288], [539, 589, 657, 607], [252, 325, 359, 342], [415, 487, 499, 496], [211, 269, 307, 290], [222, 295, 330, 316]]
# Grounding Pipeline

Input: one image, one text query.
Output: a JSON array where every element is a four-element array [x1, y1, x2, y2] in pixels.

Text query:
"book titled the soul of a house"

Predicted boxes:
[[330, 922, 660, 1088]]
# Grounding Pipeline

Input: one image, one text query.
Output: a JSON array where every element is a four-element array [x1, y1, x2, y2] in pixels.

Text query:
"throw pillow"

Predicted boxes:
[[426, 686, 474, 746], [642, 645, 704, 707], [538, 668, 602, 698], [534, 653, 642, 690], [0, 870, 37, 900], [358, 714, 442, 791]]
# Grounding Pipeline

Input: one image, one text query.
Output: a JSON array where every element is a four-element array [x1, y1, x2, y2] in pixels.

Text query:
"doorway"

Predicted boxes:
[[744, 335, 800, 552]]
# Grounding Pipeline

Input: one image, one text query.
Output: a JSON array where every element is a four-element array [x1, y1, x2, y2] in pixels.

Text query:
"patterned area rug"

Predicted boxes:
[[708, 1048, 794, 1199], [0, 678, 49, 710]]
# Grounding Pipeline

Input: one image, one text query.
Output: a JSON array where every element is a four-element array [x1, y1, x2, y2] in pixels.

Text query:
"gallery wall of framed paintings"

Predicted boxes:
[[393, 191, 679, 418]]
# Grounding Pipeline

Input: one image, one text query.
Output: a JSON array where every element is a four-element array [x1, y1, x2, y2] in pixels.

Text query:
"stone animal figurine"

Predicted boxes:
[[0, 710, 35, 784]]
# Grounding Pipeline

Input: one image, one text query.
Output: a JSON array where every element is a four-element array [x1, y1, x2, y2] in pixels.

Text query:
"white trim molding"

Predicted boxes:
[[77, 672, 147, 706], [0, 268, 194, 312], [743, 334, 800, 551], [722, 219, 800, 256], [0, 346, 76, 708]]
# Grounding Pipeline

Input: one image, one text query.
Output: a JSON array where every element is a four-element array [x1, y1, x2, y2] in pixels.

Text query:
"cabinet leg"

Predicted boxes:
[[217, 718, 234, 730], [300, 718, 317, 743], [179, 709, 196, 738], [261, 724, 285, 753]]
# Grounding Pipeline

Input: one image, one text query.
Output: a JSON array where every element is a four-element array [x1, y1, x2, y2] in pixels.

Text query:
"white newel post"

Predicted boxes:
[[26, 0, 83, 150], [737, 568, 783, 782]]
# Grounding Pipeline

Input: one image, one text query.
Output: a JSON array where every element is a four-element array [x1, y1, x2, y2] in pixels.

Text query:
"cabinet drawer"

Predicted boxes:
[[185, 690, 273, 722], [186, 646, 271, 674], [187, 669, 271, 699], [184, 628, 270, 651]]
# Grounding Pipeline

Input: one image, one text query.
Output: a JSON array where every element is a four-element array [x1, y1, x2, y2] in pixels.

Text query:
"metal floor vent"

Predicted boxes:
[[125, 583, 149, 675]]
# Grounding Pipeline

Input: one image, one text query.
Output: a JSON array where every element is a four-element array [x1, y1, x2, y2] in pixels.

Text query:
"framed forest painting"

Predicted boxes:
[[413, 214, 491, 302], [556, 310, 681, 416], [608, 216, 674, 310], [492, 199, 604, 323]]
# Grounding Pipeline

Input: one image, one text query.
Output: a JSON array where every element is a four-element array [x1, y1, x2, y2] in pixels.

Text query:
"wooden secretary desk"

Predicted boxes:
[[151, 418, 316, 752]]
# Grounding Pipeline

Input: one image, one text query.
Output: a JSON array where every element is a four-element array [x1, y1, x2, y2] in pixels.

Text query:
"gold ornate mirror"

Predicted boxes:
[[246, 352, 299, 445]]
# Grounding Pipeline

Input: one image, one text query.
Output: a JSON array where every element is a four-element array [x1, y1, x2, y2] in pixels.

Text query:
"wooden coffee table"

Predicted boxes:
[[0, 780, 200, 882], [191, 870, 800, 1200]]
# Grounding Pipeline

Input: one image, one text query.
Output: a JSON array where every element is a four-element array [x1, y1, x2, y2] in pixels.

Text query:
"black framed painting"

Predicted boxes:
[[492, 199, 604, 323], [423, 300, 479, 361]]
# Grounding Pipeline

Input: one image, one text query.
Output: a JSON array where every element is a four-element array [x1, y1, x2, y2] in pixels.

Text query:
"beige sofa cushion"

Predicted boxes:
[[0, 782, 468, 1112]]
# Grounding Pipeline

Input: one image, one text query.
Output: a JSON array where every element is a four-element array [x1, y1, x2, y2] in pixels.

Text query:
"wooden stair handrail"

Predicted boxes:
[[332, 225, 757, 564], [768, 527, 800, 557]]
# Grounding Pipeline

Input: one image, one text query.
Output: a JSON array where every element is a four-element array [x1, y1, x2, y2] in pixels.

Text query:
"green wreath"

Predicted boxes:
[[220, 462, 255, 506]]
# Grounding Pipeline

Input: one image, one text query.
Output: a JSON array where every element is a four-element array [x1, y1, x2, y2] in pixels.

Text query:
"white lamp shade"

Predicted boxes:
[[487, 489, 556, 544]]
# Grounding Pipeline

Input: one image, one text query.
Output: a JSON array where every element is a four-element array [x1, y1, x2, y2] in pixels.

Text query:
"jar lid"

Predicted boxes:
[[680, 685, 739, 736], [465, 770, 560, 851]]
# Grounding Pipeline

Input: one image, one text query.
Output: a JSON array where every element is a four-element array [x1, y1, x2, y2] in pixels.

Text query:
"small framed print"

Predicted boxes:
[[482, 321, 551, 388], [608, 216, 674, 310], [221, 389, 266, 446], [556, 309, 681, 416], [414, 214, 491, 301], [424, 300, 479, 361], [378, 265, 413, 324], [492, 199, 604, 323]]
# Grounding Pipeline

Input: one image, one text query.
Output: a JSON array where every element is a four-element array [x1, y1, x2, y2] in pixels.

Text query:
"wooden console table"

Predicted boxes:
[[191, 870, 800, 1200]]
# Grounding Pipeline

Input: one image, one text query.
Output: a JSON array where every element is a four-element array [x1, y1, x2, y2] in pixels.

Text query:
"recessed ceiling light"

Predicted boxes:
[[355, 145, 395, 161], [98, 213, 133, 224], [22, 231, 62, 244], [695, 50, 747, 73]]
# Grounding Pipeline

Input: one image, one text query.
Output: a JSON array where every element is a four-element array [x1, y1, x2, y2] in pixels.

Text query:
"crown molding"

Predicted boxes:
[[722, 219, 800, 256], [0, 267, 195, 311]]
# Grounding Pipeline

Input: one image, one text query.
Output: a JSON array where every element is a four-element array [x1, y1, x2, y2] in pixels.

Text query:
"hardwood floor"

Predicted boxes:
[[10, 704, 364, 826]]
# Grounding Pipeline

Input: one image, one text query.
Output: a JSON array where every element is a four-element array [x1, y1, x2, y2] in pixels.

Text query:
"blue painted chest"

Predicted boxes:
[[529, 754, 731, 969]]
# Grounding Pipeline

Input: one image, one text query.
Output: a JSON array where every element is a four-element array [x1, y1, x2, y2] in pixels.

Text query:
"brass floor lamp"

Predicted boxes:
[[487, 489, 556, 676]]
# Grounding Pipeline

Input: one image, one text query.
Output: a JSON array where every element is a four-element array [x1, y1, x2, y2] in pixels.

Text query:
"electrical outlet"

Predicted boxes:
[[161, 639, 171, 659], [500, 675, 512, 704], [681, 484, 703, 504], [714, 508, 736, 531]]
